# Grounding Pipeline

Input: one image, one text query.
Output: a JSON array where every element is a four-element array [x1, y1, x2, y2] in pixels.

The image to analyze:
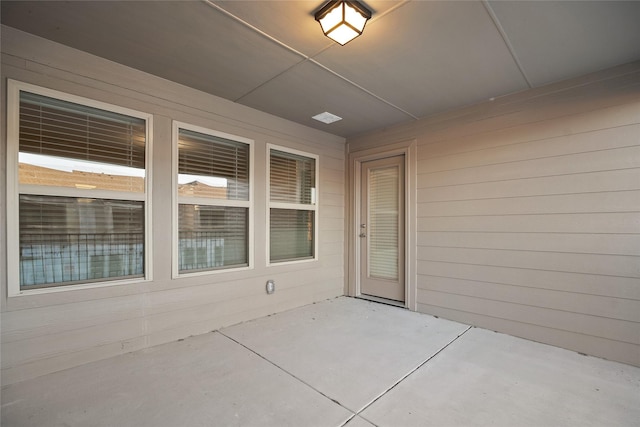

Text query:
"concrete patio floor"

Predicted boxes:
[[2, 297, 639, 426]]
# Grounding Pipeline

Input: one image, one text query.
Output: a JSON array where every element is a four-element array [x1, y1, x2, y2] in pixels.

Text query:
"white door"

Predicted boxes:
[[359, 155, 405, 302]]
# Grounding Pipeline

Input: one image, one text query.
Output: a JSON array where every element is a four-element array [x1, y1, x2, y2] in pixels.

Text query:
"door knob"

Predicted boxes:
[[359, 233, 366, 238]]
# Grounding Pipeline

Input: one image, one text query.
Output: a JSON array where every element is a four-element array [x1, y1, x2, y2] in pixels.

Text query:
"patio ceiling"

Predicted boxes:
[[2, 1, 639, 137]]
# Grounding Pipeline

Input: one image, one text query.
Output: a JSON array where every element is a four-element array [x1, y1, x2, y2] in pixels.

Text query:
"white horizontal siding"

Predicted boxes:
[[417, 118, 640, 162], [418, 191, 640, 217], [417, 246, 639, 278], [418, 169, 640, 202], [417, 276, 640, 322], [419, 146, 639, 187], [417, 232, 640, 256], [417, 290, 639, 345], [416, 212, 638, 234], [349, 61, 640, 367], [417, 261, 640, 301]]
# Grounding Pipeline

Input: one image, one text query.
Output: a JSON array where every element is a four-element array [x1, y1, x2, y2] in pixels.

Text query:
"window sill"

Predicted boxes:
[[267, 257, 318, 268], [8, 276, 150, 298], [172, 264, 253, 280]]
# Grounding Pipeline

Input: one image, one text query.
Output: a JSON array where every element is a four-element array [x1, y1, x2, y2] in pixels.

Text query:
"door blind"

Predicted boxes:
[[369, 166, 399, 280]]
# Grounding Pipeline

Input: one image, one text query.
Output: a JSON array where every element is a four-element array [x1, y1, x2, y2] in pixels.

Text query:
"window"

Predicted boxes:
[[268, 145, 318, 263], [174, 123, 252, 275], [6, 80, 151, 295]]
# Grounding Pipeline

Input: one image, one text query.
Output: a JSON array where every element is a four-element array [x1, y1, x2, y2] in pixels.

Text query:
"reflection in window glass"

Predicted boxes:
[[176, 125, 251, 274]]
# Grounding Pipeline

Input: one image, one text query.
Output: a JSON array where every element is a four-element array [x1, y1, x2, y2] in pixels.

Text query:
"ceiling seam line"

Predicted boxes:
[[202, 0, 310, 61], [201, 0, 313, 103], [481, 0, 533, 88], [202, 0, 418, 120], [363, 0, 413, 26], [308, 58, 419, 120], [234, 59, 313, 103]]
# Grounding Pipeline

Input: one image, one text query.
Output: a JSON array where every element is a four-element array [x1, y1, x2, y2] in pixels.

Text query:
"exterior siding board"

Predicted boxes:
[[349, 61, 640, 366], [0, 26, 345, 385]]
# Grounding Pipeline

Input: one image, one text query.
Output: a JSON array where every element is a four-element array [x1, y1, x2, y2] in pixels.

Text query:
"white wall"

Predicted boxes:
[[348, 62, 640, 367], [0, 26, 346, 385]]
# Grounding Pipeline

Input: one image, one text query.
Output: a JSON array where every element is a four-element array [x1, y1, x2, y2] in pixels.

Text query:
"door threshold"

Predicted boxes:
[[357, 294, 406, 308]]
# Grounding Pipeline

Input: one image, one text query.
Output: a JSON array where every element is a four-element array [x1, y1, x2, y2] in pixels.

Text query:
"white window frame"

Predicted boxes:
[[6, 79, 153, 297], [172, 121, 254, 278], [267, 144, 319, 266]]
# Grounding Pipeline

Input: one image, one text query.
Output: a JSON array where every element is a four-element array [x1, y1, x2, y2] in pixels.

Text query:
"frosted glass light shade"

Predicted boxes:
[[315, 1, 372, 45]]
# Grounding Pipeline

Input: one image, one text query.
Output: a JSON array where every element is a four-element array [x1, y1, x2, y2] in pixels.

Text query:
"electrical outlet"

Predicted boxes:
[[266, 280, 275, 294]]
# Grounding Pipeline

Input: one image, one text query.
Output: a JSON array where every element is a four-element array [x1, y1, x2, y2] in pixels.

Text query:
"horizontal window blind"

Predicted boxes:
[[19, 91, 146, 169], [270, 209, 314, 261], [369, 166, 399, 280], [270, 149, 315, 204], [20, 194, 144, 234], [178, 129, 249, 201], [19, 195, 144, 288], [178, 204, 248, 271]]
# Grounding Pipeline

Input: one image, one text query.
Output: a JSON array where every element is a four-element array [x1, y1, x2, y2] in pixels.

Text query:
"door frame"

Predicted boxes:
[[346, 139, 417, 310]]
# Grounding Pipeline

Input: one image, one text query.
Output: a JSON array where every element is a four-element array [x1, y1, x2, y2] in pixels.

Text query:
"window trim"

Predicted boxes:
[[267, 144, 319, 266], [171, 121, 254, 278], [6, 79, 153, 297]]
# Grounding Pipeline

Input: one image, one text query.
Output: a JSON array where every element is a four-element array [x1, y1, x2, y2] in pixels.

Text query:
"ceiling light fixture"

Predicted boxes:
[[315, 0, 372, 46]]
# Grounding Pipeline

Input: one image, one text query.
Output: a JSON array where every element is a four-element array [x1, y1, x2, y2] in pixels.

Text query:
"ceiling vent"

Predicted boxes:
[[312, 111, 343, 124]]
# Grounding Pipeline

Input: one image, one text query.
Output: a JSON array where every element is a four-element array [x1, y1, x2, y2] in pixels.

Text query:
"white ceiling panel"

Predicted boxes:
[[488, 0, 640, 86], [238, 60, 413, 136], [0, 1, 304, 101], [314, 1, 529, 118]]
